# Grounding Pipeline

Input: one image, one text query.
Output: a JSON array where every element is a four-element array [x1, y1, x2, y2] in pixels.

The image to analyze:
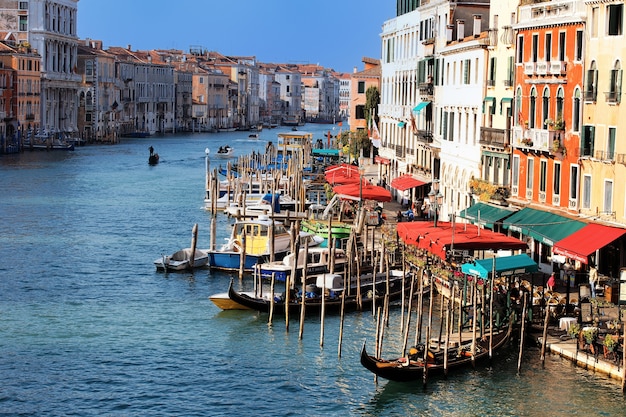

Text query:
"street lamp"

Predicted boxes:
[[358, 167, 365, 210], [428, 179, 444, 227]]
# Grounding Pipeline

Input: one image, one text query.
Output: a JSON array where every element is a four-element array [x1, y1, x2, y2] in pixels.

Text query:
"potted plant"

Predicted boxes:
[[582, 327, 598, 353], [522, 137, 533, 146], [604, 335, 618, 353], [568, 322, 581, 339], [554, 118, 565, 130]]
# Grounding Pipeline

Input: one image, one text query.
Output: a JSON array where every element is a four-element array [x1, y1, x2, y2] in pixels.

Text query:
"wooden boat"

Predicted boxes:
[[154, 248, 209, 271], [209, 291, 253, 310], [204, 215, 292, 271], [359, 320, 514, 382], [301, 219, 352, 247], [224, 270, 410, 315], [248, 133, 259, 139], [216, 145, 234, 158], [257, 245, 346, 282]]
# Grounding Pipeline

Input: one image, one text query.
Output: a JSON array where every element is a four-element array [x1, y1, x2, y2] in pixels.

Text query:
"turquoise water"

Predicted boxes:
[[0, 125, 624, 416]]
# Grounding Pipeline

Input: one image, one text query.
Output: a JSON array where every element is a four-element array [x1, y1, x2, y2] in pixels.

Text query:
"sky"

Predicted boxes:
[[77, 0, 395, 73]]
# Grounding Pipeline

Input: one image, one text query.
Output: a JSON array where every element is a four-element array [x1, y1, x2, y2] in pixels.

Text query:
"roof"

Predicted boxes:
[[501, 207, 585, 246], [553, 223, 626, 264]]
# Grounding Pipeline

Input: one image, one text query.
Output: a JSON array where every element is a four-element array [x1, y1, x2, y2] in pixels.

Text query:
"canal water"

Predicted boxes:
[[0, 125, 623, 416]]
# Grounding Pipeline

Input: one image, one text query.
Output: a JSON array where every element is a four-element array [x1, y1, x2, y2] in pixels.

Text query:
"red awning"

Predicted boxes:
[[332, 182, 392, 202], [397, 221, 528, 260], [374, 156, 391, 165], [391, 174, 427, 191], [552, 223, 626, 264]]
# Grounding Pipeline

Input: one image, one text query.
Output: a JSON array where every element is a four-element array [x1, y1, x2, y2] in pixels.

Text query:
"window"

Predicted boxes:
[[545, 33, 552, 62], [585, 61, 598, 101], [582, 175, 591, 209], [463, 59, 471, 84], [553, 162, 561, 196], [358, 81, 365, 94], [575, 30, 584, 61], [355, 105, 365, 119], [19, 2, 28, 10], [604, 180, 614, 213], [607, 61, 622, 103], [591, 7, 599, 38], [19, 16, 27, 31], [608, 4, 623, 36], [570, 165, 579, 201], [527, 158, 534, 190], [558, 32, 566, 61], [488, 57, 497, 86], [539, 160, 547, 193], [516, 86, 522, 126], [448, 112, 455, 141], [573, 88, 581, 131], [532, 34, 539, 63], [556, 87, 564, 122], [517, 36, 524, 63], [512, 155, 520, 193], [506, 56, 514, 87], [542, 88, 550, 129], [529, 87, 537, 128], [582, 125, 595, 157], [608, 127, 616, 160]]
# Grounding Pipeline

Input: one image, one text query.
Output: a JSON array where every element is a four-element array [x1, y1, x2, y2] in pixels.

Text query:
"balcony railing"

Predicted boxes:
[[395, 144, 405, 158], [511, 126, 567, 154], [604, 91, 620, 103], [418, 82, 433, 98], [416, 129, 433, 143], [480, 126, 509, 148]]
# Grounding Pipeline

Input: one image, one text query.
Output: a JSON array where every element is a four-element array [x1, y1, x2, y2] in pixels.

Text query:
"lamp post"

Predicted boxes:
[[358, 167, 365, 210], [428, 179, 444, 227]]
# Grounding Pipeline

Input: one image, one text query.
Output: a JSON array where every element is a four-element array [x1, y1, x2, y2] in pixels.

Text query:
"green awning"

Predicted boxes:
[[500, 97, 513, 115], [501, 207, 586, 246], [397, 121, 406, 128], [483, 96, 496, 114], [461, 254, 538, 279], [458, 202, 516, 228], [413, 101, 430, 113], [312, 149, 340, 157]]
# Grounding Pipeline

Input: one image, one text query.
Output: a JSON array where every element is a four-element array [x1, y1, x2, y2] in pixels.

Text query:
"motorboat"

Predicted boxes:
[[204, 215, 292, 271], [216, 145, 234, 158], [154, 248, 209, 272]]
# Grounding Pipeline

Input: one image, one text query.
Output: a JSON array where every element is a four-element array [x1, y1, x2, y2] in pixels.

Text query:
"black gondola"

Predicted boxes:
[[359, 320, 514, 382], [226, 273, 411, 316]]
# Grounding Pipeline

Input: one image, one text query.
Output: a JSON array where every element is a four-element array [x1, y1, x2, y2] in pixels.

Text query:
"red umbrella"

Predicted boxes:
[[325, 163, 361, 184], [332, 182, 392, 202]]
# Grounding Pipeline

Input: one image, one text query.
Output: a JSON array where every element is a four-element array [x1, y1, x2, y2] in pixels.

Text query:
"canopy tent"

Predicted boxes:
[[458, 202, 516, 228], [552, 223, 626, 264], [461, 254, 538, 279], [324, 163, 361, 184], [502, 207, 585, 246], [332, 182, 392, 202], [397, 221, 529, 260], [390, 174, 427, 191]]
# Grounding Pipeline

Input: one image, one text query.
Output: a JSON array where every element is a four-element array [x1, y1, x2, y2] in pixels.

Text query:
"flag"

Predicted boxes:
[[410, 112, 417, 134]]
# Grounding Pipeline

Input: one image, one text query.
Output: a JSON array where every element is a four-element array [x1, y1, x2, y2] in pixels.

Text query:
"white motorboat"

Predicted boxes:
[[216, 145, 234, 158], [154, 248, 209, 272]]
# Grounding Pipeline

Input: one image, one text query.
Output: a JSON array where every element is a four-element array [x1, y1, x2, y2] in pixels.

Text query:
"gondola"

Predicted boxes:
[[359, 320, 514, 382], [224, 272, 411, 315]]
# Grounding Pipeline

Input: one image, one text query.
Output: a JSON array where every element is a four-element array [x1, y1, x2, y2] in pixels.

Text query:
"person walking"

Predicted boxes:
[[589, 264, 598, 298]]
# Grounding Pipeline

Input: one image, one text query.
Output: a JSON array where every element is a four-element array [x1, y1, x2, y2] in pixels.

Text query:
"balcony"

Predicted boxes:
[[418, 82, 433, 99], [25, 113, 34, 120], [536, 61, 548, 75], [511, 126, 564, 154], [394, 144, 405, 158], [480, 126, 510, 149], [416, 129, 433, 143], [604, 91, 620, 103], [550, 61, 566, 75], [524, 62, 535, 75], [488, 28, 498, 47]]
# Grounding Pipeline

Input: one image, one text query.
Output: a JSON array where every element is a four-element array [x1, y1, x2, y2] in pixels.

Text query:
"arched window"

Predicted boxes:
[[608, 60, 622, 103], [556, 87, 564, 122], [542, 87, 550, 129], [530, 87, 537, 128], [573, 88, 581, 131], [585, 61, 598, 101]]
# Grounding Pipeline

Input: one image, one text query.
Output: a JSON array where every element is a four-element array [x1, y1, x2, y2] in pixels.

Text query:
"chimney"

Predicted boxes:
[[127, 44, 131, 51], [473, 15, 482, 37], [447, 24, 453, 42], [457, 20, 465, 41], [353, 66, 357, 73]]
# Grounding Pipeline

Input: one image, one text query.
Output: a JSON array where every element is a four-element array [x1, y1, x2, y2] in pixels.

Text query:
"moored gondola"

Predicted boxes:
[[359, 320, 514, 382]]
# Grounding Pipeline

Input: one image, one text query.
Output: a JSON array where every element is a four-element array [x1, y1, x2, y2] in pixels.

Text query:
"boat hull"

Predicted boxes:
[[209, 292, 252, 310], [154, 249, 209, 271], [207, 251, 288, 271]]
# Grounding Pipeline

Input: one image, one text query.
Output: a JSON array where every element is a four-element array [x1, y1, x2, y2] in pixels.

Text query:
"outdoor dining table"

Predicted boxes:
[[559, 316, 578, 331]]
